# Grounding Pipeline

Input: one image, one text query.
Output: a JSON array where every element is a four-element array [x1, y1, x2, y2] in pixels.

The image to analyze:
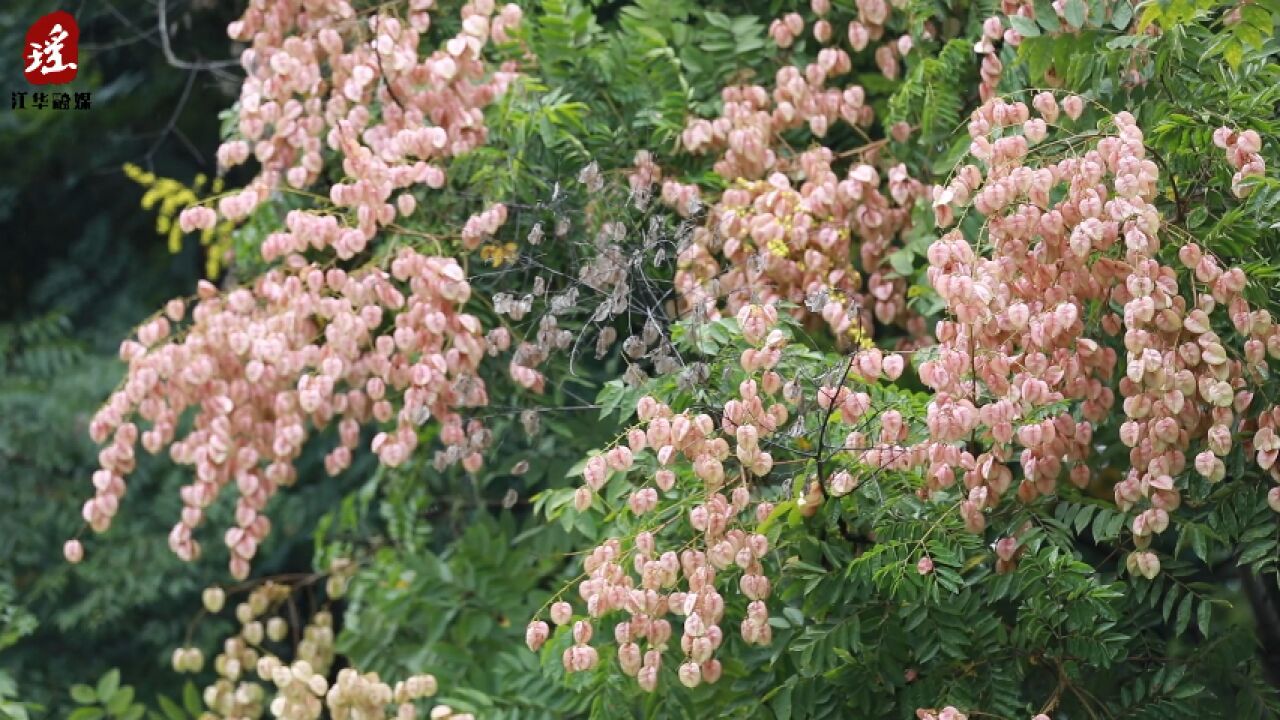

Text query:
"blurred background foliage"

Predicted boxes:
[[0, 0, 360, 715]]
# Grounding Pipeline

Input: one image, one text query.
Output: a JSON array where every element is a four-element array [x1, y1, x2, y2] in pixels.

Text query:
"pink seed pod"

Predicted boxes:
[[550, 601, 572, 626], [562, 644, 599, 672], [637, 665, 658, 692], [63, 539, 84, 564], [656, 445, 676, 467], [830, 470, 857, 496], [606, 446, 634, 472], [994, 537, 1018, 562], [690, 505, 710, 531], [618, 642, 642, 676], [883, 354, 905, 380], [769, 19, 796, 48], [983, 16, 1003, 39], [628, 488, 658, 515], [1062, 95, 1085, 121], [847, 21, 869, 51], [636, 396, 658, 421], [584, 455, 608, 490], [650, 619, 673, 647], [525, 621, 549, 651], [635, 531, 655, 557], [574, 486, 594, 512], [813, 19, 833, 43], [1127, 551, 1162, 580], [741, 573, 772, 600], [572, 620, 593, 644], [627, 429, 648, 453], [916, 556, 934, 575], [677, 661, 702, 688]]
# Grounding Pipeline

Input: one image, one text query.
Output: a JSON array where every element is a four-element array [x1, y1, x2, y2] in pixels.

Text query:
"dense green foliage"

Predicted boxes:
[[0, 0, 347, 714]]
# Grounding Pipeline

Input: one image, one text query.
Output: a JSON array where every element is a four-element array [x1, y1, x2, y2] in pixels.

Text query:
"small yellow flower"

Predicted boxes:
[[847, 323, 874, 349], [167, 222, 183, 253], [480, 242, 519, 267]]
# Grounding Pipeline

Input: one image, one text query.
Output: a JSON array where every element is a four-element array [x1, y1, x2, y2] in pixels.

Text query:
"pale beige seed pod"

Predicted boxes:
[[411, 674, 438, 698], [256, 655, 279, 680], [430, 706, 455, 720], [232, 682, 257, 706], [325, 575, 348, 598], [271, 665, 293, 688], [375, 679, 394, 705], [267, 617, 289, 642], [242, 621, 264, 645], [235, 602, 255, 624], [307, 674, 328, 696], [248, 590, 270, 616], [172, 647, 187, 673], [203, 587, 226, 613], [185, 648, 205, 673], [296, 639, 316, 661]]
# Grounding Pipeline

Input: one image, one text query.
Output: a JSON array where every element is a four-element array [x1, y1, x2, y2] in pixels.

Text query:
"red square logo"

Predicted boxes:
[[24, 11, 79, 85]]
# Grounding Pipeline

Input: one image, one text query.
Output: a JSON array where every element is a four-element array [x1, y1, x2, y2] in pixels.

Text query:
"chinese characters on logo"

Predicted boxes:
[[24, 11, 79, 85], [11, 91, 90, 110], [12, 11, 91, 111]]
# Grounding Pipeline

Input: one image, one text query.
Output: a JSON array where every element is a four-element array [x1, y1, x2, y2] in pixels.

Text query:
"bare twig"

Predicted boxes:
[[157, 0, 240, 80], [143, 68, 199, 168]]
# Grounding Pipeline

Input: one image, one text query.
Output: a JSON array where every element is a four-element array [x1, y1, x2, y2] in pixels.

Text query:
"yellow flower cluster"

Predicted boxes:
[[479, 241, 519, 267], [124, 163, 236, 277]]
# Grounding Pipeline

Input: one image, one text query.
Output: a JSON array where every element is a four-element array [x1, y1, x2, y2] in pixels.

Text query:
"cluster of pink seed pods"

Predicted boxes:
[[79, 248, 491, 577], [1214, 126, 1266, 198], [914, 100, 1280, 577], [180, 0, 521, 262], [644, 0, 939, 346], [527, 303, 805, 690]]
